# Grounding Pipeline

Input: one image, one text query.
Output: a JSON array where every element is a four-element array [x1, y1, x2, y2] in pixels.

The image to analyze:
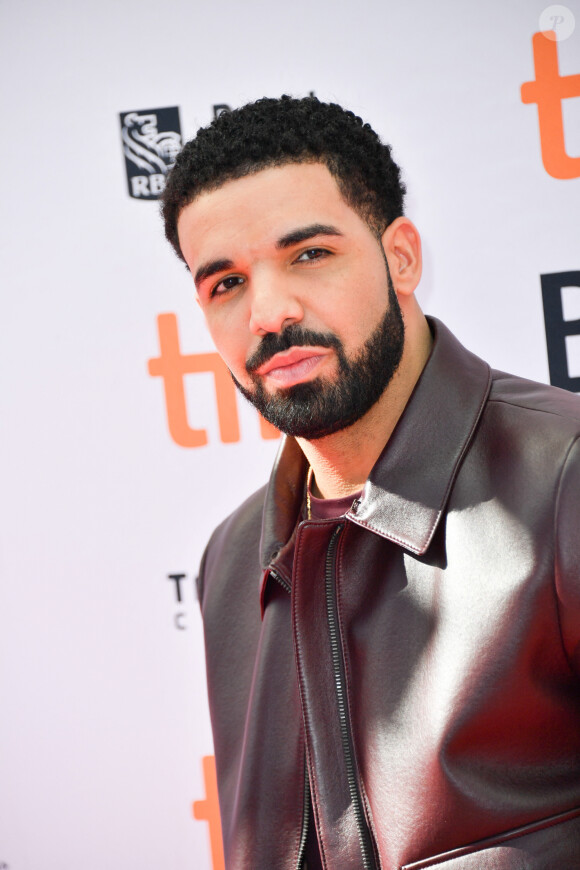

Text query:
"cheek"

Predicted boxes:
[[207, 319, 249, 378], [333, 285, 385, 333]]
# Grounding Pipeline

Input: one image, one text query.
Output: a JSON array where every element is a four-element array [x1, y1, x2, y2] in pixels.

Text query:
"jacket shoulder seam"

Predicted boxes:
[[487, 395, 580, 423]]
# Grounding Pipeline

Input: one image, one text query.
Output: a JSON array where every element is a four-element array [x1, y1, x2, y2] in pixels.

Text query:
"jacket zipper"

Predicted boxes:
[[295, 756, 311, 870], [270, 567, 291, 594], [325, 525, 377, 870]]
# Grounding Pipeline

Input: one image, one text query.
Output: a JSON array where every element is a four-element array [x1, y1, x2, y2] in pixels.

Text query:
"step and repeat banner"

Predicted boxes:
[[1, 1, 578, 868]]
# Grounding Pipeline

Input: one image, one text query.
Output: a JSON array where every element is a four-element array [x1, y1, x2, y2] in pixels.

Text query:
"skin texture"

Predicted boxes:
[[177, 162, 433, 498]]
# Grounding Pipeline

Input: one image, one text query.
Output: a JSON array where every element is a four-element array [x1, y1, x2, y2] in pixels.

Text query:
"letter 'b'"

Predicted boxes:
[[541, 272, 580, 392]]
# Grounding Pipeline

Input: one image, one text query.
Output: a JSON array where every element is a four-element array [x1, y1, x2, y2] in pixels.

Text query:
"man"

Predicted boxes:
[[161, 96, 580, 869]]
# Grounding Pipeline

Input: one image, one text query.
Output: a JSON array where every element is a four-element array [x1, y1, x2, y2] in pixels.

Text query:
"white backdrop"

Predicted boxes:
[[1, 1, 579, 868]]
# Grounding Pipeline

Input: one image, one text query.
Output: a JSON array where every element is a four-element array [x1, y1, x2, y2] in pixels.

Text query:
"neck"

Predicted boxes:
[[297, 310, 432, 499]]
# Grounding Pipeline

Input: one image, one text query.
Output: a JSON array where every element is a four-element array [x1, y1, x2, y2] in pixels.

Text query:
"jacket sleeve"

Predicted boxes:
[[555, 435, 580, 677], [195, 523, 223, 605]]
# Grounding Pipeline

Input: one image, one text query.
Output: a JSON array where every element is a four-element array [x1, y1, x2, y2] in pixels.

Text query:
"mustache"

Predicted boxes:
[[246, 324, 341, 374]]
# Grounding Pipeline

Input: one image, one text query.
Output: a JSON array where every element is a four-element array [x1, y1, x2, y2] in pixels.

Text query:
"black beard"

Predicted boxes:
[[231, 269, 405, 440]]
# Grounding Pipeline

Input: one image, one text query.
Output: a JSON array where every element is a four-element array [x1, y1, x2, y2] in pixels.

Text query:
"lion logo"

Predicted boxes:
[[120, 107, 182, 199]]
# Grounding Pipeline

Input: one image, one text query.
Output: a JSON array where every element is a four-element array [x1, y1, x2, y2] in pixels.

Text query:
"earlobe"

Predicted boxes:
[[381, 217, 422, 296]]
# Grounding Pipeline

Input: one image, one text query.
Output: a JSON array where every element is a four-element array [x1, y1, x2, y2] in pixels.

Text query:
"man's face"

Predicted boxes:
[[177, 162, 405, 440]]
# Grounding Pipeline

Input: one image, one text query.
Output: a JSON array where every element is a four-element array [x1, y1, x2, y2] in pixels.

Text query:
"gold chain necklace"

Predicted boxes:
[[306, 466, 314, 520]]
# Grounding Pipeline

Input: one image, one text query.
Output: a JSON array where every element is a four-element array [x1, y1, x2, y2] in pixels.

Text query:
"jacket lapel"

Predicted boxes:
[[349, 318, 491, 554], [260, 317, 492, 566]]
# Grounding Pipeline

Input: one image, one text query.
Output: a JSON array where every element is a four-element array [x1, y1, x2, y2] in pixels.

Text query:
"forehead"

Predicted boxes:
[[176, 162, 364, 266]]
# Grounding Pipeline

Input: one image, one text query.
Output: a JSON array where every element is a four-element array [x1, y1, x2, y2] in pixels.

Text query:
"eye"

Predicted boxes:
[[295, 247, 330, 263], [211, 275, 245, 297]]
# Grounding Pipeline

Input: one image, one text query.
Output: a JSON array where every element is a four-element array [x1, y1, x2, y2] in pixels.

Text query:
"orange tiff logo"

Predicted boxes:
[[148, 313, 279, 447], [521, 31, 580, 179], [193, 755, 225, 870]]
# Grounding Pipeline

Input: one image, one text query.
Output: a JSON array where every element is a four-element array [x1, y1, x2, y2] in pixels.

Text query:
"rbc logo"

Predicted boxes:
[[120, 107, 182, 199]]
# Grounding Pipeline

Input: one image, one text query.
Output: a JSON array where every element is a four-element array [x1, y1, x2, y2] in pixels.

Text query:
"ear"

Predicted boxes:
[[381, 217, 422, 298]]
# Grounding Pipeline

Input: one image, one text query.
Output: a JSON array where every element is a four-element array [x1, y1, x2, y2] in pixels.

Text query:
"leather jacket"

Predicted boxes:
[[197, 318, 580, 869]]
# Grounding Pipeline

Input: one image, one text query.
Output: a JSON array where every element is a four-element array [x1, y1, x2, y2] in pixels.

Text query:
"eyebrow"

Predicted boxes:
[[193, 224, 343, 287], [194, 258, 234, 287], [276, 223, 343, 249]]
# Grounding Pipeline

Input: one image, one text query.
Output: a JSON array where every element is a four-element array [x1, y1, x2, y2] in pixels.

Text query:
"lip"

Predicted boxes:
[[254, 346, 333, 387]]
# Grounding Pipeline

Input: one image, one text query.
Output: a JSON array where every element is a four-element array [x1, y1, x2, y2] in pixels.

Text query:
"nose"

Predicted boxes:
[[248, 271, 304, 335]]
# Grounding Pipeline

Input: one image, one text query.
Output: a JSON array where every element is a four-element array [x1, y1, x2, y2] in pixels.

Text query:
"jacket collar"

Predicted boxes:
[[260, 317, 491, 567]]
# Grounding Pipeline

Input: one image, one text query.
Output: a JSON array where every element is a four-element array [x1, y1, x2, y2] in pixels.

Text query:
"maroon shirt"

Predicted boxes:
[[307, 489, 361, 521]]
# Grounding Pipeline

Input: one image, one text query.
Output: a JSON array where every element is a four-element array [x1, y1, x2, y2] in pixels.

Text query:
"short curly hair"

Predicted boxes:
[[161, 95, 406, 263]]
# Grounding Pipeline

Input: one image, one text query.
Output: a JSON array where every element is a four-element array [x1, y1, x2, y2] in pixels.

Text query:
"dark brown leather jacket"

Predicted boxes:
[[197, 319, 580, 869]]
